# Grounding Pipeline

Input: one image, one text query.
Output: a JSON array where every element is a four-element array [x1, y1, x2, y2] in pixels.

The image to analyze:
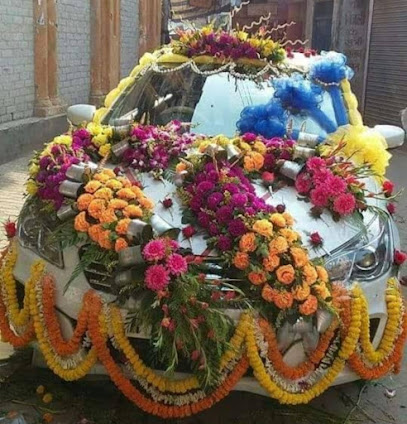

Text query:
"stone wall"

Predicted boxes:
[[121, 0, 140, 78], [57, 0, 92, 106], [0, 0, 35, 124]]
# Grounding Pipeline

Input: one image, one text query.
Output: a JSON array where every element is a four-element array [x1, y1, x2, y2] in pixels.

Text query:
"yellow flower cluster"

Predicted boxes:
[[86, 123, 113, 157]]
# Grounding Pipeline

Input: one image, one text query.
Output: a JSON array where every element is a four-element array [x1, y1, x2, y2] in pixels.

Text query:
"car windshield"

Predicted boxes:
[[104, 65, 337, 138]]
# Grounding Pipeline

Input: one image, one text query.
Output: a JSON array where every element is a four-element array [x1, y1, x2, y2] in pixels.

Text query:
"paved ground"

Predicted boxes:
[[0, 147, 407, 424]]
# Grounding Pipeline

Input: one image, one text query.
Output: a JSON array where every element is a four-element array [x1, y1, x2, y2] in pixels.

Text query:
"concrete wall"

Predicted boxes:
[[121, 0, 140, 78], [57, 0, 91, 106], [0, 0, 35, 124]]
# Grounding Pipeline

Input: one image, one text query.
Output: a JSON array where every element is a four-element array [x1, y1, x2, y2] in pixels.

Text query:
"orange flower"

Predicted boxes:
[[93, 173, 110, 183], [282, 212, 294, 226], [43, 413, 53, 423], [312, 282, 331, 300], [117, 188, 137, 200], [263, 254, 280, 272], [99, 230, 113, 249], [269, 236, 288, 255], [243, 151, 264, 172], [138, 196, 154, 210], [130, 185, 144, 198], [276, 265, 295, 285], [290, 247, 309, 268], [248, 271, 267, 285], [176, 162, 187, 173], [94, 187, 113, 201], [88, 199, 107, 219], [273, 291, 294, 309], [262, 284, 276, 302], [100, 208, 118, 224], [115, 238, 128, 252], [101, 168, 116, 178], [239, 232, 257, 252], [77, 193, 94, 211], [115, 219, 131, 235], [88, 224, 102, 243], [74, 212, 90, 232], [116, 176, 132, 188], [253, 219, 273, 238], [106, 179, 123, 190], [270, 213, 286, 228], [316, 265, 329, 283], [292, 284, 311, 301], [299, 295, 318, 315], [109, 199, 128, 210], [124, 205, 143, 218], [84, 180, 102, 194], [302, 264, 318, 285], [233, 252, 250, 270], [279, 228, 299, 244]]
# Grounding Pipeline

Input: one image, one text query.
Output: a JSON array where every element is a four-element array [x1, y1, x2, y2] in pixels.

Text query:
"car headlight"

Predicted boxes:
[[18, 201, 64, 269], [325, 213, 394, 286]]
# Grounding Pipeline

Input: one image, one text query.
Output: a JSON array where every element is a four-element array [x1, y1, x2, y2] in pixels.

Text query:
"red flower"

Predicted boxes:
[[387, 203, 396, 215], [191, 350, 200, 361], [262, 171, 274, 186], [333, 193, 356, 216], [3, 219, 16, 238], [309, 231, 323, 247], [394, 250, 407, 266], [162, 198, 173, 208], [182, 225, 196, 238], [383, 180, 395, 197]]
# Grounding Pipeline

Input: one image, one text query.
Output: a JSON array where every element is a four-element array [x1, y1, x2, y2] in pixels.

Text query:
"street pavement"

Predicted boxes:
[[0, 147, 407, 423]]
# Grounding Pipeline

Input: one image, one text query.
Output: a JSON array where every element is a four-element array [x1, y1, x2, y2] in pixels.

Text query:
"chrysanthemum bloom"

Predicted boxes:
[[166, 253, 188, 275], [143, 239, 167, 261], [333, 192, 356, 215], [299, 295, 318, 315], [145, 264, 170, 291]]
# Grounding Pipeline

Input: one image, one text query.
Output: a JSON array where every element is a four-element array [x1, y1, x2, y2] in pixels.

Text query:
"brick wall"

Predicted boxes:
[[121, 0, 140, 78], [0, 0, 34, 124], [57, 0, 91, 106]]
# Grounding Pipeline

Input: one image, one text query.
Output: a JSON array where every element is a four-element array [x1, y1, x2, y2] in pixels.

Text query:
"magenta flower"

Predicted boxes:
[[216, 205, 233, 223], [217, 235, 232, 251], [295, 173, 312, 194], [306, 157, 326, 172], [143, 239, 167, 261], [333, 193, 356, 215], [310, 186, 330, 208], [166, 253, 188, 276], [228, 219, 247, 237], [326, 175, 347, 195], [207, 192, 224, 210], [145, 264, 170, 291]]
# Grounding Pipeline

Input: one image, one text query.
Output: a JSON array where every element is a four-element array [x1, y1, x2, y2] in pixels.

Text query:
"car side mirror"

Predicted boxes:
[[67, 104, 96, 126]]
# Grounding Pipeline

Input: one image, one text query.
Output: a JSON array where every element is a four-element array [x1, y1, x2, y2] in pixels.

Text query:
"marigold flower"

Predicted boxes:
[[282, 212, 294, 226], [99, 208, 118, 224], [94, 187, 113, 201], [269, 236, 288, 255], [239, 232, 257, 252], [84, 180, 103, 194], [233, 252, 250, 270], [263, 254, 280, 272], [88, 224, 102, 243], [299, 295, 318, 315], [99, 143, 111, 157], [116, 176, 132, 188], [100, 168, 116, 178], [273, 290, 294, 309], [106, 179, 123, 190], [98, 230, 113, 250], [74, 211, 90, 232], [253, 219, 273, 238], [253, 141, 267, 154], [312, 282, 330, 299], [290, 247, 309, 268], [42, 393, 53, 404], [115, 238, 128, 252], [276, 265, 295, 285], [77, 193, 94, 211], [293, 284, 311, 301], [116, 218, 131, 235], [109, 199, 128, 210], [123, 205, 143, 218], [93, 172, 110, 183], [316, 265, 329, 283], [270, 213, 286, 228], [138, 196, 154, 210], [130, 185, 144, 197], [117, 188, 137, 200], [248, 270, 267, 285], [244, 151, 264, 172], [88, 199, 107, 219], [279, 228, 299, 244], [262, 284, 276, 302], [302, 264, 318, 285]]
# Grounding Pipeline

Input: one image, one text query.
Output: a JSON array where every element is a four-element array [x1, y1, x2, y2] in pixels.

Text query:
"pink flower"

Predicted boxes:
[[333, 193, 356, 216], [310, 186, 330, 208], [145, 264, 170, 291], [387, 203, 396, 215], [295, 173, 312, 194], [167, 253, 188, 276], [394, 250, 407, 266], [383, 180, 395, 196], [143, 239, 167, 261], [306, 157, 326, 173], [326, 175, 347, 195], [182, 225, 196, 238]]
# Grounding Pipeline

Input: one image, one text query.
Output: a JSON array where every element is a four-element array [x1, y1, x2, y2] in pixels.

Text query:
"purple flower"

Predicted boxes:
[[207, 192, 223, 210], [263, 153, 276, 169], [216, 205, 233, 223], [198, 212, 211, 228], [242, 133, 257, 142], [279, 150, 291, 160], [190, 196, 203, 213], [208, 223, 220, 236], [230, 193, 248, 208], [228, 219, 247, 237], [197, 181, 215, 194], [223, 183, 239, 195], [39, 156, 51, 169], [217, 235, 232, 251]]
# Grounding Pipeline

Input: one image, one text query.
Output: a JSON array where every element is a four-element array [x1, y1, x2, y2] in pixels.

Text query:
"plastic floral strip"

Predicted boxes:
[[340, 79, 363, 126]]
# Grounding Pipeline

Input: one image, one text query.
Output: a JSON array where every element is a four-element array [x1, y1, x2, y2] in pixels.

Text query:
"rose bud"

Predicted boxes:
[[276, 204, 286, 213], [394, 250, 407, 266], [182, 225, 196, 238], [162, 198, 173, 208], [262, 171, 274, 187], [309, 231, 323, 247], [4, 219, 16, 238]]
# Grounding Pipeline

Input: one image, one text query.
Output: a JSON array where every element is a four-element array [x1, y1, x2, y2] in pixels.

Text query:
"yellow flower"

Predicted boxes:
[[29, 163, 40, 177], [36, 385, 45, 395], [87, 122, 102, 136], [99, 143, 111, 157], [253, 141, 266, 155], [53, 135, 72, 146], [42, 393, 53, 404], [253, 219, 273, 238], [92, 133, 108, 147], [237, 31, 248, 41], [26, 180, 38, 196], [270, 213, 286, 228]]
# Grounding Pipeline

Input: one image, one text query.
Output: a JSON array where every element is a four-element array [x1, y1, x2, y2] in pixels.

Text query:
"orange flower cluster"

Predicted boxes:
[[232, 212, 332, 317], [74, 169, 154, 252]]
